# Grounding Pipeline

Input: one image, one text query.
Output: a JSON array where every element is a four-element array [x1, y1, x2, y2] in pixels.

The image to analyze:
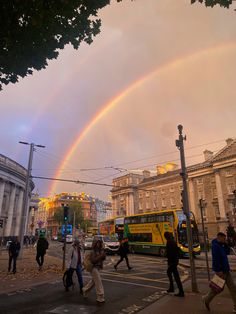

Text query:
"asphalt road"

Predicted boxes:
[[0, 248, 189, 314]]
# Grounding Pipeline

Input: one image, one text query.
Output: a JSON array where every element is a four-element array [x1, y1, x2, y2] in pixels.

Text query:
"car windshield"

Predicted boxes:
[[85, 238, 93, 242], [103, 236, 118, 242]]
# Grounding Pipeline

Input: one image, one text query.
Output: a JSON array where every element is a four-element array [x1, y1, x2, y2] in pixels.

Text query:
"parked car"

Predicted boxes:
[[94, 235, 119, 254], [84, 237, 94, 250]]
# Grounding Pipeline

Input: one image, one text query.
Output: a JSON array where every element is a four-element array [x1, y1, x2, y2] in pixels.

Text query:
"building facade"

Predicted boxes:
[[111, 139, 236, 239], [0, 154, 34, 237]]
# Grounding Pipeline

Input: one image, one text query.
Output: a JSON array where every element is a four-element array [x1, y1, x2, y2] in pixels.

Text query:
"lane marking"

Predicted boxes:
[[100, 277, 164, 290], [101, 272, 172, 284]]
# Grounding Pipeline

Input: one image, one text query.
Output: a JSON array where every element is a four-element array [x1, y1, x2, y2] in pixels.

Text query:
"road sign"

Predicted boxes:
[[0, 219, 3, 228]]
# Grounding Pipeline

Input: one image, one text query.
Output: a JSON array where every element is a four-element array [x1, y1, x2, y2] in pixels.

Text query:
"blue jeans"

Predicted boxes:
[[67, 265, 83, 290]]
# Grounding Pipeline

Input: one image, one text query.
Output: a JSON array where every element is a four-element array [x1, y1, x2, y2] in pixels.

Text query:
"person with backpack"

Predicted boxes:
[[82, 239, 106, 303], [114, 237, 132, 270], [36, 234, 49, 270], [164, 231, 184, 297], [8, 237, 21, 274], [65, 239, 84, 293]]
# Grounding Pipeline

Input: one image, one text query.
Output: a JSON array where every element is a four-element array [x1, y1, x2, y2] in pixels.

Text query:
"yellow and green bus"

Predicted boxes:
[[124, 209, 200, 257]]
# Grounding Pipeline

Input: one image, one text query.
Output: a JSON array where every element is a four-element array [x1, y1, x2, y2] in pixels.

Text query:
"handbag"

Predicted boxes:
[[209, 274, 225, 294], [83, 252, 93, 272]]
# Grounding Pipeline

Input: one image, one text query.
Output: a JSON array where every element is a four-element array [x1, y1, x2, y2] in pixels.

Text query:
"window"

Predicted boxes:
[[198, 188, 205, 200], [146, 191, 150, 197], [139, 193, 143, 199], [139, 202, 143, 210], [197, 178, 203, 185], [227, 183, 235, 194], [152, 190, 157, 196], [161, 189, 165, 195], [161, 198, 166, 207], [153, 200, 157, 209], [170, 187, 175, 193], [179, 185, 183, 191], [170, 197, 176, 206], [212, 188, 217, 199], [214, 204, 220, 217], [146, 200, 150, 209], [225, 170, 233, 177]]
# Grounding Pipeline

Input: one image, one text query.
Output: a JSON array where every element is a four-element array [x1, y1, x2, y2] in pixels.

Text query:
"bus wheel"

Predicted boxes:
[[159, 247, 166, 257]]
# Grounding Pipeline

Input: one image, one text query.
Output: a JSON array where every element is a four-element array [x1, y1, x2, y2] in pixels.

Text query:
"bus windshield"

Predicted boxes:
[[176, 210, 199, 245]]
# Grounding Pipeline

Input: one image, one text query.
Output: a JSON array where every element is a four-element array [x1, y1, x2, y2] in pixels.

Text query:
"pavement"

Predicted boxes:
[[0, 245, 63, 294], [0, 246, 235, 314]]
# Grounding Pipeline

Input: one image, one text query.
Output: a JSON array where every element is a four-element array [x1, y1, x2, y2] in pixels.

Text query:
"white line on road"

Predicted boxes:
[[100, 277, 165, 290]]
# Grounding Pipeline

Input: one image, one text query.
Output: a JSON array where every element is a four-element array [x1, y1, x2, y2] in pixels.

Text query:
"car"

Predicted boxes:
[[66, 234, 73, 243], [52, 235, 58, 241], [94, 235, 119, 254], [84, 237, 94, 250]]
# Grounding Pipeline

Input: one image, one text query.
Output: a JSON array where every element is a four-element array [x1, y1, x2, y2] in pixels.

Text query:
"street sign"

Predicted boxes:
[[0, 219, 3, 228]]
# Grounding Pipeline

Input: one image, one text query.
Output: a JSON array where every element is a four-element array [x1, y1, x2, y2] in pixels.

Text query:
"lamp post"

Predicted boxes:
[[18, 142, 45, 258], [199, 199, 210, 281]]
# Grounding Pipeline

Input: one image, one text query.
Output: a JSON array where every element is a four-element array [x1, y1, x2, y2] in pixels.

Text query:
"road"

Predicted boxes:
[[0, 243, 189, 314]]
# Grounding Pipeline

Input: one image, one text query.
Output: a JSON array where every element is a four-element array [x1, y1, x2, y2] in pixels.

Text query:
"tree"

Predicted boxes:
[[191, 0, 233, 9], [0, 0, 123, 90], [53, 201, 92, 232]]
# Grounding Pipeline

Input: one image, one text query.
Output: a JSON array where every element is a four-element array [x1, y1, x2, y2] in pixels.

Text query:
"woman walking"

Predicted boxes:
[[82, 239, 106, 303]]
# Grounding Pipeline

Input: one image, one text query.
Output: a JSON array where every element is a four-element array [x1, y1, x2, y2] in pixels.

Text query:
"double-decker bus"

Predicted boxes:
[[98, 217, 124, 237], [124, 209, 200, 257]]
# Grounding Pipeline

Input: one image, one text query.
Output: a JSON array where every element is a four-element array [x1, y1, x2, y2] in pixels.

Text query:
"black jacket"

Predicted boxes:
[[119, 241, 129, 257], [37, 238, 49, 254], [166, 239, 179, 266], [9, 241, 21, 257]]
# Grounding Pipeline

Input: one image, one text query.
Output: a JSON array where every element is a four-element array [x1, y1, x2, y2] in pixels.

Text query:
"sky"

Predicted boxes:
[[1, 0, 236, 201]]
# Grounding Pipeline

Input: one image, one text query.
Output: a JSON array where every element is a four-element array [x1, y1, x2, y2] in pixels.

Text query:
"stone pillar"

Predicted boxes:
[[14, 188, 24, 236], [129, 193, 134, 215], [214, 171, 226, 219], [188, 178, 198, 219], [0, 180, 5, 217], [4, 184, 16, 236]]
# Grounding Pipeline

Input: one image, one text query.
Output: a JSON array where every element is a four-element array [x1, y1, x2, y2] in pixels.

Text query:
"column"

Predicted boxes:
[[0, 180, 5, 217], [188, 178, 198, 218], [14, 188, 24, 236], [215, 171, 226, 219], [4, 184, 16, 236], [129, 193, 134, 215]]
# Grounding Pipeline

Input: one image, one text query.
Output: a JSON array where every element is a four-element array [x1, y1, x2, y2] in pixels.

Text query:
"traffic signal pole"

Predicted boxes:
[[176, 125, 198, 293], [62, 204, 69, 270]]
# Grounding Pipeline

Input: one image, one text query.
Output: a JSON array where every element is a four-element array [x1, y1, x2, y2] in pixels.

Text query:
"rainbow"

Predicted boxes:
[[49, 41, 236, 195]]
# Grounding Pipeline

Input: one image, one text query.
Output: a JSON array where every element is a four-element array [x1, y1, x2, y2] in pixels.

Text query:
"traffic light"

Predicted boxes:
[[63, 205, 69, 222]]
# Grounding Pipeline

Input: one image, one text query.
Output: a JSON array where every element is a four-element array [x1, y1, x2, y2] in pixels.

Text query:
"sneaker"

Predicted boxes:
[[128, 267, 133, 270], [202, 296, 210, 311], [96, 299, 105, 304], [174, 292, 185, 297]]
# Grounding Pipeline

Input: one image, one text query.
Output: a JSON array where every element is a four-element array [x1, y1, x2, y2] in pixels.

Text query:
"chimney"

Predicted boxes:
[[143, 170, 151, 178], [203, 150, 213, 161], [226, 138, 234, 146]]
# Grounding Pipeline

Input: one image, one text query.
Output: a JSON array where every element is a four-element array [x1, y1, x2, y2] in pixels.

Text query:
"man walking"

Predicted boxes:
[[66, 239, 84, 293], [8, 237, 20, 274], [114, 237, 132, 270], [36, 234, 49, 270], [164, 231, 184, 297], [203, 232, 236, 312]]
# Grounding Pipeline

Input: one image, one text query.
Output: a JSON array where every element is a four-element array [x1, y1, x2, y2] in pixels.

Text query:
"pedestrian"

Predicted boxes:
[[164, 231, 184, 297], [36, 234, 49, 270], [8, 237, 21, 274], [65, 239, 84, 293], [82, 239, 106, 303], [114, 237, 132, 270], [203, 232, 236, 312]]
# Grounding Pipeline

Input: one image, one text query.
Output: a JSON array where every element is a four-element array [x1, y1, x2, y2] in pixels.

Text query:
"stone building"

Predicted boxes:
[[111, 139, 236, 239], [0, 154, 34, 237]]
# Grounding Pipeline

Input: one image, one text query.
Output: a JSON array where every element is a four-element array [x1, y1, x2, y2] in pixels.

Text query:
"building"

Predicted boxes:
[[0, 154, 34, 237], [111, 139, 236, 239], [95, 199, 113, 223]]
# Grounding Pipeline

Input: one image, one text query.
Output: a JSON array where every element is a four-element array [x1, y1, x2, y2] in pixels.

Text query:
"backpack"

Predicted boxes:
[[83, 252, 93, 272]]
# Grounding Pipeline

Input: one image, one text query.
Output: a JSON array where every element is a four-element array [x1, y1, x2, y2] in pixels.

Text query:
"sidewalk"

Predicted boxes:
[[179, 252, 236, 271], [0, 246, 63, 294], [139, 278, 236, 314]]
